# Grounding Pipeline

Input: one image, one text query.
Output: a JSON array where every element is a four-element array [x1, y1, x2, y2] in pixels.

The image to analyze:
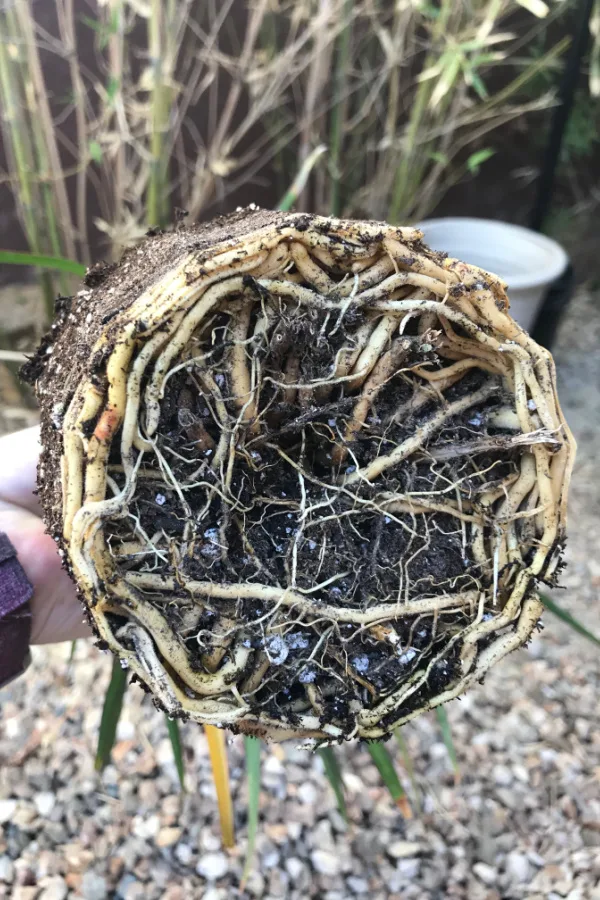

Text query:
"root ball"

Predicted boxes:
[[27, 208, 574, 742]]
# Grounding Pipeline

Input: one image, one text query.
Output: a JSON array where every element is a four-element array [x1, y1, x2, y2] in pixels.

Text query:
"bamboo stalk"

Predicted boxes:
[[328, 0, 353, 216], [147, 0, 168, 227], [0, 8, 54, 318]]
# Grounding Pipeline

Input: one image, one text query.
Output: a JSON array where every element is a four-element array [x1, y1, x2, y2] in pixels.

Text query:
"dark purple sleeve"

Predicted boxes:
[[0, 532, 33, 688]]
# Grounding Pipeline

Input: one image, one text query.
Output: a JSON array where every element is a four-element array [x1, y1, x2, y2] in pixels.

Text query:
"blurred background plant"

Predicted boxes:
[[1, 0, 599, 865]]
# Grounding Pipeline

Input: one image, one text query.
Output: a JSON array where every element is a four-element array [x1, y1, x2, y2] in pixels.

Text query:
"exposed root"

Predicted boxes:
[[32, 208, 575, 743]]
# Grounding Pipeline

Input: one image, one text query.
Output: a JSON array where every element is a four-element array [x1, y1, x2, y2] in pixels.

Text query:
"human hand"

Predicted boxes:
[[0, 426, 91, 644]]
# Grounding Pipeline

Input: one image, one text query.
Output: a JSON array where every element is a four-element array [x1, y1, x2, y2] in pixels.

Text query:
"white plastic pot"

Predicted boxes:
[[417, 217, 569, 333]]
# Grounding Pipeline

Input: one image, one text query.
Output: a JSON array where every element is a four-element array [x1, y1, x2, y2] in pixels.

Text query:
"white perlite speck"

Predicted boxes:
[[265, 635, 289, 665], [352, 654, 370, 673]]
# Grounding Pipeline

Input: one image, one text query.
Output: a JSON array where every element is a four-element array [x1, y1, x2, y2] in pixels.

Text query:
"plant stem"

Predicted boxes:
[[147, 0, 168, 227], [329, 0, 352, 217], [388, 0, 455, 222], [204, 725, 235, 848], [0, 9, 55, 319], [241, 736, 261, 887], [58, 0, 90, 263]]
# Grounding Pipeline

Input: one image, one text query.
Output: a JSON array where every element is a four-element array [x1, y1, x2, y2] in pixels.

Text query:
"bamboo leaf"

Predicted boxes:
[[466, 147, 495, 173], [106, 75, 120, 105], [435, 706, 459, 781], [95, 657, 128, 771], [483, 37, 570, 111], [318, 746, 348, 821], [204, 725, 235, 848], [0, 250, 86, 277], [89, 140, 103, 164], [515, 0, 549, 18], [367, 742, 412, 818], [468, 70, 489, 101], [429, 52, 462, 108], [241, 736, 261, 888], [428, 150, 450, 166], [165, 717, 186, 792], [540, 593, 600, 648]]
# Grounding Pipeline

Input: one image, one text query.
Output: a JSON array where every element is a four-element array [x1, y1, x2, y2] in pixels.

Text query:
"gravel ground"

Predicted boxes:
[[1, 288, 599, 900]]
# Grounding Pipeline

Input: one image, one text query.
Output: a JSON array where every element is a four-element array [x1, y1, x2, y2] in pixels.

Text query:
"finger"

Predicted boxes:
[[0, 426, 43, 515]]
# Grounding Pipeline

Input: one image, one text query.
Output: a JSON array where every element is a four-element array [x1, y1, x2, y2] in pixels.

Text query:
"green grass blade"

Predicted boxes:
[[435, 705, 459, 781], [367, 742, 412, 817], [0, 250, 86, 277], [165, 717, 186, 792], [318, 746, 347, 821], [241, 736, 261, 888], [278, 144, 327, 212], [540, 593, 600, 648], [95, 657, 127, 771]]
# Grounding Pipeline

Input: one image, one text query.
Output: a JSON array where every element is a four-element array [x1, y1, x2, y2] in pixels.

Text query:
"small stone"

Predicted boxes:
[[346, 876, 369, 893], [116, 719, 136, 741], [287, 821, 302, 841], [473, 862, 497, 885], [0, 856, 14, 883], [13, 805, 37, 827], [108, 858, 124, 881], [387, 841, 422, 859], [115, 874, 137, 899], [396, 858, 420, 879], [262, 849, 279, 868], [80, 872, 108, 900], [174, 843, 193, 866], [132, 814, 160, 840], [63, 847, 94, 873], [202, 890, 226, 900], [505, 851, 531, 884], [492, 765, 513, 786], [0, 799, 17, 824], [38, 878, 68, 900], [124, 884, 146, 900], [13, 888, 40, 900], [156, 827, 182, 848], [243, 870, 265, 896], [582, 829, 600, 847], [36, 851, 60, 880], [33, 793, 56, 818], [352, 832, 380, 863], [285, 858, 304, 882], [161, 889, 184, 900], [311, 850, 341, 876], [297, 782, 318, 805], [199, 829, 221, 853], [196, 853, 228, 881]]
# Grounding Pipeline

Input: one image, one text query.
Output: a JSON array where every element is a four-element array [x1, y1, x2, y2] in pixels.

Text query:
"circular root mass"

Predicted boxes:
[[27, 208, 575, 742]]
